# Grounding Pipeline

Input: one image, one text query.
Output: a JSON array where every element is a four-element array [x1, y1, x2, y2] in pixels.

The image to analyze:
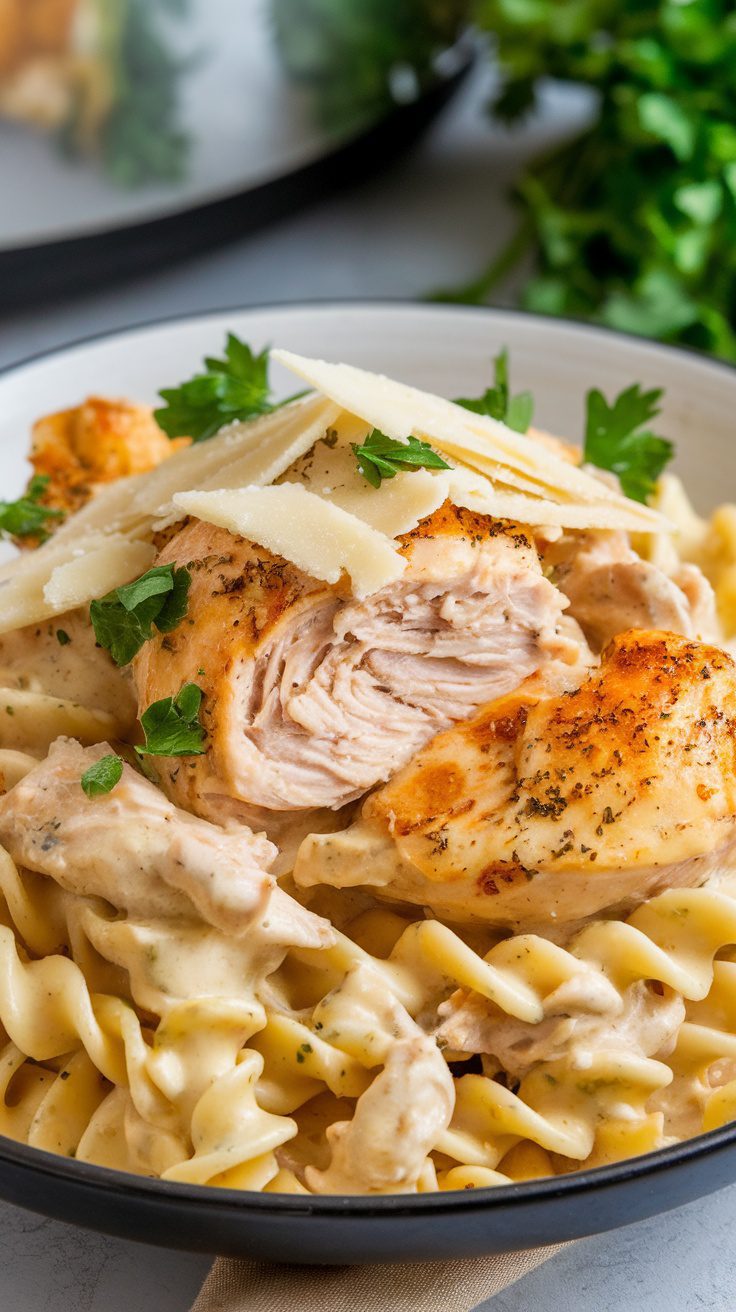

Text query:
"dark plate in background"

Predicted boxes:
[[0, 63, 471, 312]]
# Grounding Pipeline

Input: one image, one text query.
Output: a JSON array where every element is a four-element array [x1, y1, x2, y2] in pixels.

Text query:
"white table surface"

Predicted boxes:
[[0, 65, 734, 1312]]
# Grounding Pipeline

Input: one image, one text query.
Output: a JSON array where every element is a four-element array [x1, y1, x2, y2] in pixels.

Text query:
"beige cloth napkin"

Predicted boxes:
[[190, 1244, 566, 1312]]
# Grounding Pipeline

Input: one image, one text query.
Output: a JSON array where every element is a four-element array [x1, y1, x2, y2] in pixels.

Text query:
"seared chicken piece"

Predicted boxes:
[[0, 738, 330, 948], [546, 530, 718, 651], [133, 504, 580, 820], [24, 396, 188, 536], [0, 606, 136, 730], [296, 631, 736, 928]]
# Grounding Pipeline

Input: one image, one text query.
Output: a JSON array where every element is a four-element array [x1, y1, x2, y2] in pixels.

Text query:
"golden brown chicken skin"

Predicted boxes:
[[296, 631, 736, 928]]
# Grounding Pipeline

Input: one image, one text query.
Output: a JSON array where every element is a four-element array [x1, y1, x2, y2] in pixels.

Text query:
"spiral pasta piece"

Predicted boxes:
[[163, 1050, 297, 1189]]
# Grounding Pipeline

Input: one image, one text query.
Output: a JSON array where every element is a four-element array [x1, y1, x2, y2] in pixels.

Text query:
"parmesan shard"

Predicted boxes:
[[446, 467, 663, 533], [272, 349, 668, 533], [174, 485, 406, 598], [0, 534, 155, 635], [280, 412, 449, 537], [0, 395, 340, 633], [48, 393, 341, 543], [43, 538, 155, 610]]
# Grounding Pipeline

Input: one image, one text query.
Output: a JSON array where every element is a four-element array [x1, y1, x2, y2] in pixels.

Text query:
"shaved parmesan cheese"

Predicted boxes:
[[50, 393, 339, 543], [273, 349, 668, 533], [447, 467, 662, 533], [174, 485, 406, 598], [0, 533, 154, 634], [282, 413, 448, 537], [158, 394, 342, 523], [44, 537, 155, 610], [329, 468, 449, 537]]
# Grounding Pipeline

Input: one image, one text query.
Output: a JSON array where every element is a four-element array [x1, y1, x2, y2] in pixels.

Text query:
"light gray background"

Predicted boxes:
[[0, 66, 733, 1312]]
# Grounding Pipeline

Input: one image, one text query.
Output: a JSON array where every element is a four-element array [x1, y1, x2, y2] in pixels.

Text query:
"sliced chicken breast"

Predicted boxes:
[[296, 631, 736, 928], [134, 504, 579, 819]]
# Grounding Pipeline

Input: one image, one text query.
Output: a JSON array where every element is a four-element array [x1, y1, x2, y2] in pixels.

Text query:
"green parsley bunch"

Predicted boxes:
[[449, 0, 736, 360]]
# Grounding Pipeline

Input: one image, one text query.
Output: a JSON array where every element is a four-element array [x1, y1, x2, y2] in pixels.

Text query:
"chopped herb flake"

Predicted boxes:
[[81, 754, 124, 798], [154, 334, 305, 443], [0, 475, 64, 542], [455, 348, 534, 434], [583, 384, 674, 503], [135, 683, 206, 758], [352, 429, 450, 488]]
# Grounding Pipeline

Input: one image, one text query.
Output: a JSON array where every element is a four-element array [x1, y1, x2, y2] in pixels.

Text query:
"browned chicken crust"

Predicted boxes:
[[296, 631, 736, 927]]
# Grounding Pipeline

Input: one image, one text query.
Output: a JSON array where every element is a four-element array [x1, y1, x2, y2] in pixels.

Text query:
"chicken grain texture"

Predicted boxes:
[[436, 973, 685, 1078], [134, 504, 577, 824], [23, 397, 188, 536], [296, 631, 736, 928], [0, 738, 331, 948], [546, 530, 719, 651]]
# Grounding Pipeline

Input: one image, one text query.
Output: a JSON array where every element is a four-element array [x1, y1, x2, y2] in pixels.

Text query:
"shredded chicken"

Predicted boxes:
[[437, 981, 685, 1079], [545, 530, 719, 650], [296, 630, 736, 927], [0, 738, 331, 946]]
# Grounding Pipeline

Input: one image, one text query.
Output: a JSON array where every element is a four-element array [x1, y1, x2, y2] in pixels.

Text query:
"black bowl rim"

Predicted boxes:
[[1, 295, 735, 1220]]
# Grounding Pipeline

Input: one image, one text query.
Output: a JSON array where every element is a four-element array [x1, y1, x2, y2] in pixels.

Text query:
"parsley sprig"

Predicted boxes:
[[91, 564, 191, 667], [434, 2, 736, 361], [154, 335, 303, 443], [455, 347, 674, 502], [454, 349, 534, 433], [352, 430, 451, 488], [136, 683, 206, 758], [0, 475, 65, 542], [81, 754, 124, 798], [583, 384, 674, 504]]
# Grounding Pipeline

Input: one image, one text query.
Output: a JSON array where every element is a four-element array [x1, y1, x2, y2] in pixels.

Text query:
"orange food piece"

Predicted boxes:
[[25, 395, 189, 536]]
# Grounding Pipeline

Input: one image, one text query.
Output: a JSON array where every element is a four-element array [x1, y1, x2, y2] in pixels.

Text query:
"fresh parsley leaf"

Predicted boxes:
[[81, 754, 124, 799], [583, 384, 674, 503], [154, 334, 304, 443], [454, 349, 534, 433], [90, 564, 191, 666], [135, 683, 206, 758], [352, 430, 451, 489], [0, 475, 65, 542]]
